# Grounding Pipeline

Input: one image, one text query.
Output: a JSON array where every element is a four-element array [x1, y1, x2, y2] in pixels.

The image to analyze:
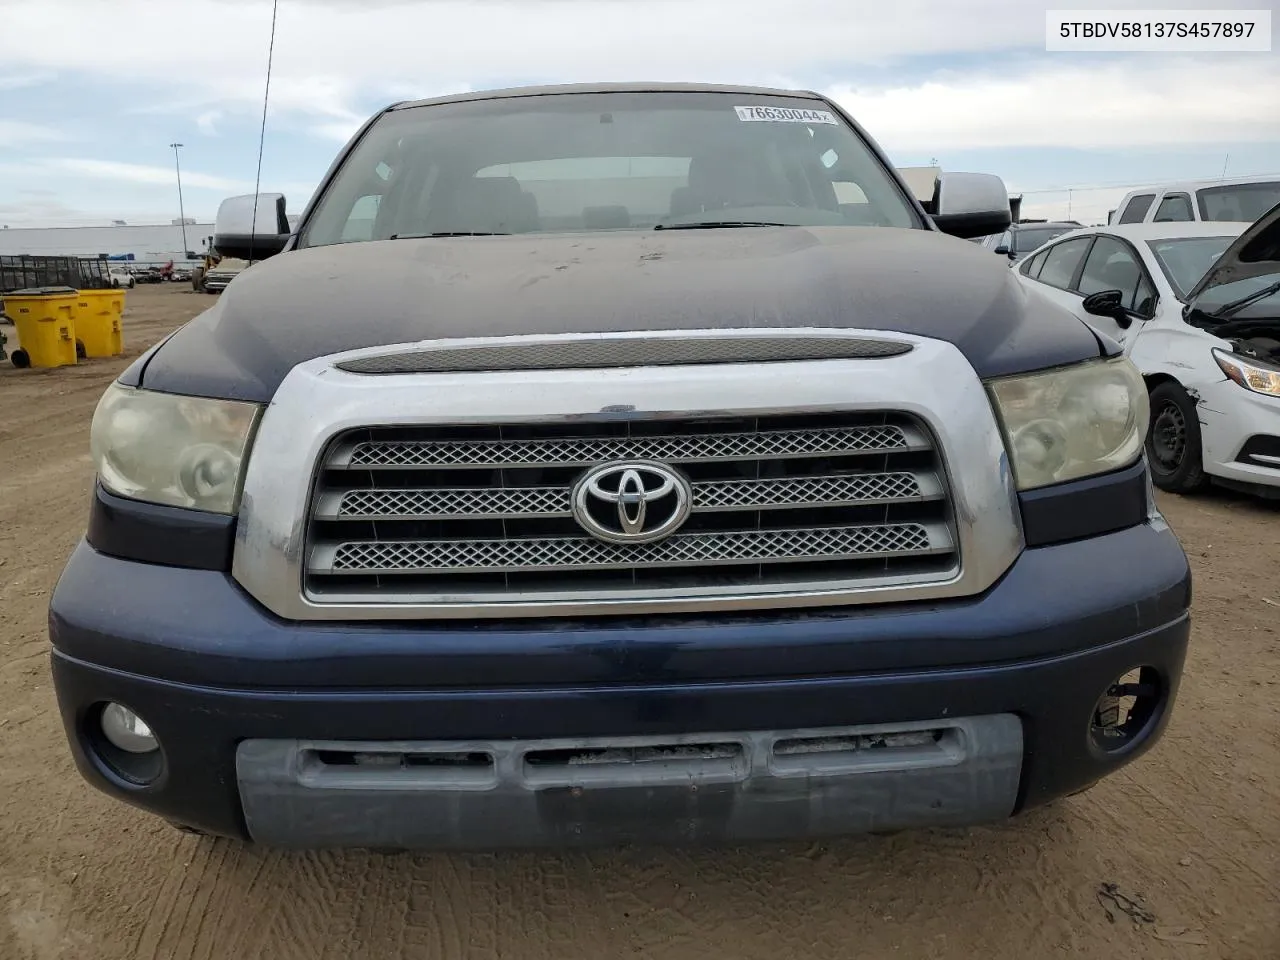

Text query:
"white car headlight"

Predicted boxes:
[[987, 356, 1149, 491], [1213, 348, 1280, 397], [89, 382, 262, 514]]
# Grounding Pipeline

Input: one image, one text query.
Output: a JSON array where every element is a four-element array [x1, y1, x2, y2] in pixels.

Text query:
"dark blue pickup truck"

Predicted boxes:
[[49, 83, 1190, 849]]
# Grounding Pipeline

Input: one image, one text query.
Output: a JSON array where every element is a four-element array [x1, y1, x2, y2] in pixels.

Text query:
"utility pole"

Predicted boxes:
[[170, 143, 189, 259]]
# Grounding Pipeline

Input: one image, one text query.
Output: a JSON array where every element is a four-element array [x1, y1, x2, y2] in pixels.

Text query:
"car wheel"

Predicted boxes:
[[1146, 381, 1207, 493]]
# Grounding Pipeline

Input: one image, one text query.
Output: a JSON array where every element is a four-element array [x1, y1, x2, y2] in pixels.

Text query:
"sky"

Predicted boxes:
[[1, 0, 1277, 229]]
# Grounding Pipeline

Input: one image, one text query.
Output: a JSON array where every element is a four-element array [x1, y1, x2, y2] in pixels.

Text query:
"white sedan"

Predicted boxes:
[[108, 267, 136, 289], [1013, 212, 1280, 498]]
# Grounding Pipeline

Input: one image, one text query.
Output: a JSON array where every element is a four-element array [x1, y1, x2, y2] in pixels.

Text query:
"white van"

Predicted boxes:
[[1110, 176, 1280, 226]]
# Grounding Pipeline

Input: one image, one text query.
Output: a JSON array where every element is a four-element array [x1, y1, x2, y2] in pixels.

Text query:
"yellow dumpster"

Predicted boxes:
[[5, 286, 78, 369], [75, 288, 125, 357]]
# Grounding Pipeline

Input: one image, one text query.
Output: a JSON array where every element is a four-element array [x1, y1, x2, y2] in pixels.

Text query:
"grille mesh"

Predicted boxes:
[[305, 411, 957, 604], [328, 472, 929, 520], [343, 425, 913, 469], [325, 524, 938, 575]]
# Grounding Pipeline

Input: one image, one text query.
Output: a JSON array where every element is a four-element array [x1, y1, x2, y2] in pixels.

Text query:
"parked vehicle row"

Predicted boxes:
[[1013, 210, 1280, 498], [108, 262, 193, 288]]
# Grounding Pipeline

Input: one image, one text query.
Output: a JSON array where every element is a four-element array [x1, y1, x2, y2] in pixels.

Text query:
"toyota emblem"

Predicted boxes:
[[571, 461, 692, 544]]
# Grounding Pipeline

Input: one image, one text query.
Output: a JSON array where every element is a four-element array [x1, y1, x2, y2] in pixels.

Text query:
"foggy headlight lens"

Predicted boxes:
[[987, 356, 1149, 490], [90, 382, 262, 514], [1213, 348, 1280, 397]]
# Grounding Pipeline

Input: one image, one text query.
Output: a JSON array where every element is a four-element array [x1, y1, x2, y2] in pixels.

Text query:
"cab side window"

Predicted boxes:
[[1153, 193, 1193, 222], [1117, 193, 1156, 224]]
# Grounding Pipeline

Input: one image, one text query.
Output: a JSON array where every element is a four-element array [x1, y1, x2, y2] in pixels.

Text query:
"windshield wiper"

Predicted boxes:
[[654, 221, 790, 231], [389, 231, 512, 239], [1209, 279, 1280, 320]]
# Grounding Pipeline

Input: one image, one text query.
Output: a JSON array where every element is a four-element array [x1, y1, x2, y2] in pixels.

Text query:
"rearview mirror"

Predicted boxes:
[[1082, 289, 1133, 328], [931, 173, 1012, 240], [213, 193, 291, 261]]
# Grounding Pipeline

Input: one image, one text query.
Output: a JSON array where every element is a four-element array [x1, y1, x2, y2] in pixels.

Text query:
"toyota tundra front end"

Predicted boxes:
[[48, 83, 1191, 849]]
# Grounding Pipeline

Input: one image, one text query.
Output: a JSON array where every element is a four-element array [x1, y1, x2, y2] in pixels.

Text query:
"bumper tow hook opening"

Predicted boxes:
[[1090, 666, 1163, 754]]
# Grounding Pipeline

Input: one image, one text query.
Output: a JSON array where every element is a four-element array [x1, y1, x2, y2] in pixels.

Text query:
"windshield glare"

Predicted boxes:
[[300, 92, 920, 247], [1147, 236, 1235, 299], [1196, 182, 1280, 223]]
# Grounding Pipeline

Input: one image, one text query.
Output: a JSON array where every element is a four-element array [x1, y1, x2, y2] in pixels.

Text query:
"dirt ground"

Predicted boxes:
[[0, 284, 1276, 960]]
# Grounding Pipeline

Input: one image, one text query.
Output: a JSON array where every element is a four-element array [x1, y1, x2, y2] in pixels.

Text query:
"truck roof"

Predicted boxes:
[[391, 81, 821, 111]]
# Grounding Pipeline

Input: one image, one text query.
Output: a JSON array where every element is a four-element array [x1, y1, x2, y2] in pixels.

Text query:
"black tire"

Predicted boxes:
[[1146, 381, 1207, 494], [11, 348, 30, 369], [75, 339, 87, 360]]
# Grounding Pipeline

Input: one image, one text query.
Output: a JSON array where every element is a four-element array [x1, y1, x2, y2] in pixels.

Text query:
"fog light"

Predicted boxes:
[[100, 703, 158, 754]]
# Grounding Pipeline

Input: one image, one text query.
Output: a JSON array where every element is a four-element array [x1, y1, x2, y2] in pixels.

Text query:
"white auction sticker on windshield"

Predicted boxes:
[[734, 105, 838, 125]]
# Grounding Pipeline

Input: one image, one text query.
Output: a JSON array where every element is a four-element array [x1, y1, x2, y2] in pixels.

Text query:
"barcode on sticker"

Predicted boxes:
[[735, 105, 838, 125]]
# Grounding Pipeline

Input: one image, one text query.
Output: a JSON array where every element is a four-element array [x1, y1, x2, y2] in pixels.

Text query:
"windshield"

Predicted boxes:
[[299, 92, 921, 247], [1147, 236, 1235, 299], [1196, 182, 1280, 223], [1014, 226, 1071, 253]]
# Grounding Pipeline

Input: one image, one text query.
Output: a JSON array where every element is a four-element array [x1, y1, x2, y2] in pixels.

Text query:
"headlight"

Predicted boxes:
[[1213, 348, 1280, 397], [987, 356, 1149, 491], [89, 382, 262, 514]]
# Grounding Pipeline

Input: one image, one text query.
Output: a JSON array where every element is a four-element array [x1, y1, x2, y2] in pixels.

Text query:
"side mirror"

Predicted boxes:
[[212, 192, 290, 261], [1082, 289, 1133, 328], [931, 172, 1012, 240], [993, 244, 1013, 257]]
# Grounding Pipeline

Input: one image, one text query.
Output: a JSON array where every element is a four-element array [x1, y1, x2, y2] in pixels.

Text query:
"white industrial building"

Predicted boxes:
[[0, 222, 215, 265]]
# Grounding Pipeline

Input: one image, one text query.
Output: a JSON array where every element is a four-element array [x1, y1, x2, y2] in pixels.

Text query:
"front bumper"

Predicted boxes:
[[1198, 376, 1280, 490], [49, 520, 1191, 849]]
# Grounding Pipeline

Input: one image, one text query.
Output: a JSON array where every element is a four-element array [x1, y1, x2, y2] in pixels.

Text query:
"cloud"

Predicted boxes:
[[310, 119, 365, 142], [2, 0, 1278, 228], [831, 57, 1280, 152], [0, 0, 1040, 136], [196, 110, 223, 135], [0, 119, 71, 143], [6, 1, 1275, 156], [50, 159, 250, 192], [0, 71, 56, 90]]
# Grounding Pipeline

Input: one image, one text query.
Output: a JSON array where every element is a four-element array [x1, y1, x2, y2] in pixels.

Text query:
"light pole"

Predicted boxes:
[[170, 142, 189, 260]]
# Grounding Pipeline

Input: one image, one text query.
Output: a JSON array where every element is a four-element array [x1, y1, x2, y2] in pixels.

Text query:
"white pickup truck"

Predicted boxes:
[[1110, 176, 1280, 226]]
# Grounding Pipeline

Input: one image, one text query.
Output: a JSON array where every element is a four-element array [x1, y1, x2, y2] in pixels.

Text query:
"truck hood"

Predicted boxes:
[[1184, 199, 1280, 304], [137, 226, 1105, 402]]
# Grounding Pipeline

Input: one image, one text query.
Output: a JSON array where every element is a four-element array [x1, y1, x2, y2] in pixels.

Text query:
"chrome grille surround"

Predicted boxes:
[[231, 328, 1025, 621]]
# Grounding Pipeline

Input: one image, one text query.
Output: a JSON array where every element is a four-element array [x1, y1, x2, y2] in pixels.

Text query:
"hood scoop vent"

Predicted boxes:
[[334, 331, 913, 375]]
